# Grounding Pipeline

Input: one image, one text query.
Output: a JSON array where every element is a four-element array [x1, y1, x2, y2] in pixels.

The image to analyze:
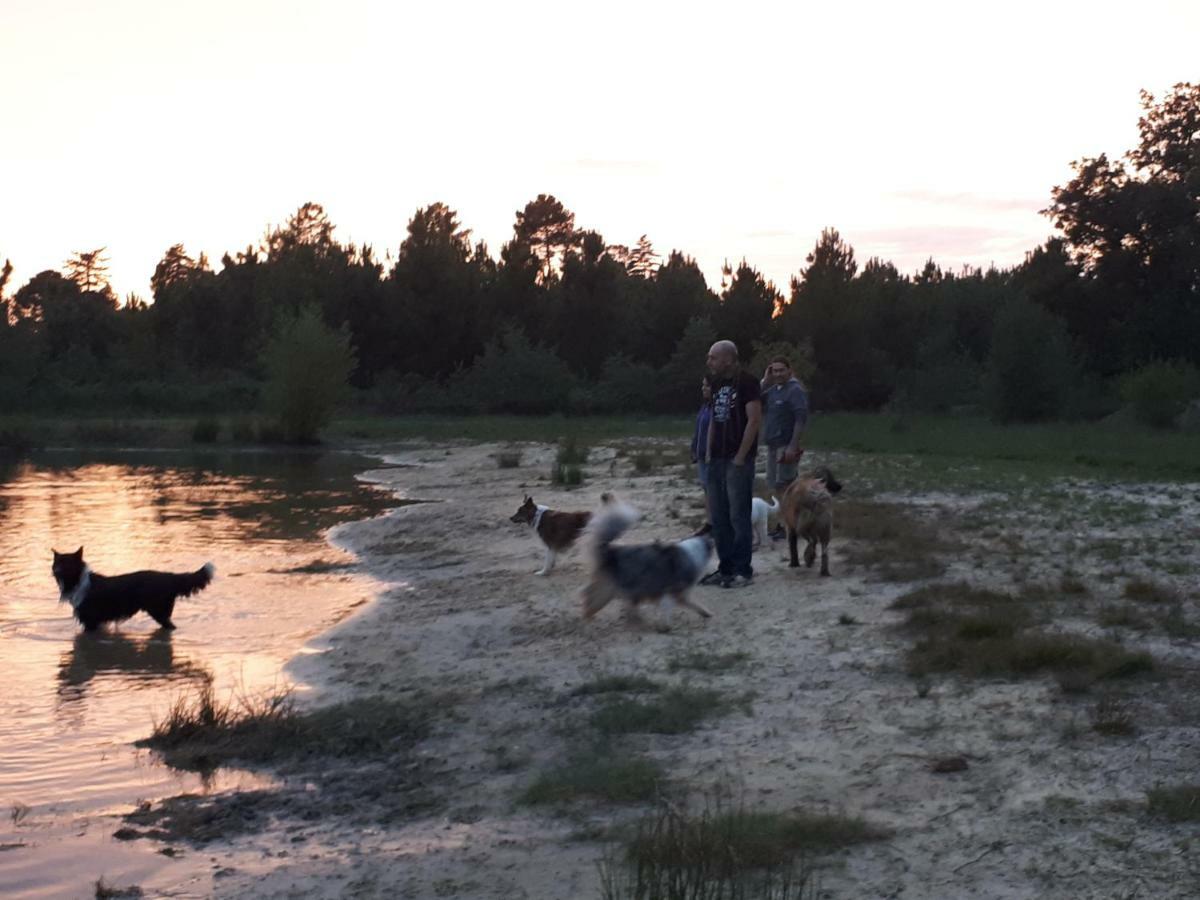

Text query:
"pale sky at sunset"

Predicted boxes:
[[2, 0, 1198, 302]]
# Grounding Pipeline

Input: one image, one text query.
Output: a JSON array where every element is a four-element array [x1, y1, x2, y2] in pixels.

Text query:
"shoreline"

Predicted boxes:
[[188, 438, 1200, 899]]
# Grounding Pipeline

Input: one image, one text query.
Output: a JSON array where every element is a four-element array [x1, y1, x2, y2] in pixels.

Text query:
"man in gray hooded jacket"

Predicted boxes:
[[761, 357, 808, 534]]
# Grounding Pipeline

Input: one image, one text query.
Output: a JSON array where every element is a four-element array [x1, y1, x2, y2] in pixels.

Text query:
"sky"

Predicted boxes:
[[2, 0, 1198, 302]]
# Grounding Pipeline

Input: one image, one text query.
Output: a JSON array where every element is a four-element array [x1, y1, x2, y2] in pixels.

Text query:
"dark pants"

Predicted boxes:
[[706, 457, 755, 578]]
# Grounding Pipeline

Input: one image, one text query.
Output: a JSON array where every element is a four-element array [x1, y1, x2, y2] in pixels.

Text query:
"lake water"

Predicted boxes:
[[0, 449, 396, 899]]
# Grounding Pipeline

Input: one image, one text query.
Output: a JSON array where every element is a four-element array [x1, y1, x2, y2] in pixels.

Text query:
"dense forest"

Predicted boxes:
[[1, 84, 1197, 424]]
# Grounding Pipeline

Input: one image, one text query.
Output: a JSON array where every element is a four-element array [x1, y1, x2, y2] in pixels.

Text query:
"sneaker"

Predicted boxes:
[[692, 522, 713, 537], [722, 574, 754, 589], [699, 570, 725, 586]]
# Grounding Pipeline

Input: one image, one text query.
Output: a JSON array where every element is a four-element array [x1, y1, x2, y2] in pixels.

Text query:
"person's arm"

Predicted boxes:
[[733, 399, 761, 466], [705, 406, 714, 463], [782, 386, 808, 462]]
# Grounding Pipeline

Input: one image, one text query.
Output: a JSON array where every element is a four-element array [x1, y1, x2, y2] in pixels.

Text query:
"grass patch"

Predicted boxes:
[[496, 450, 522, 468], [1147, 785, 1200, 822], [572, 675, 663, 696], [837, 499, 955, 581], [896, 582, 1153, 684], [591, 687, 746, 736], [1158, 604, 1200, 638], [139, 682, 438, 772], [95, 878, 144, 899], [556, 436, 589, 465], [1123, 578, 1179, 604], [633, 452, 658, 474], [666, 650, 750, 674], [1091, 695, 1137, 736], [190, 418, 220, 443], [1059, 574, 1089, 596], [1097, 605, 1153, 631], [521, 749, 666, 805], [552, 462, 584, 486], [600, 788, 887, 900]]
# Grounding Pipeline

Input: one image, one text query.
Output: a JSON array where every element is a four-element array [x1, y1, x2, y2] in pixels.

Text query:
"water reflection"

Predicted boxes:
[[57, 630, 213, 703]]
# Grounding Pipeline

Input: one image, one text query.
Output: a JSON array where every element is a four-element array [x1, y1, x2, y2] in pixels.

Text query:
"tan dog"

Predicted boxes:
[[780, 467, 843, 576]]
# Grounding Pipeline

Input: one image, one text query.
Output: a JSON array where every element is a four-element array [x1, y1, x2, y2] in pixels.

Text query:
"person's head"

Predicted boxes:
[[706, 340, 739, 377], [766, 356, 791, 385], [700, 374, 712, 402]]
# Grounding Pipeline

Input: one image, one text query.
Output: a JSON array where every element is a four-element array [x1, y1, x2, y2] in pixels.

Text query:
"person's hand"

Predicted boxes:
[[733, 453, 746, 467], [781, 447, 802, 464]]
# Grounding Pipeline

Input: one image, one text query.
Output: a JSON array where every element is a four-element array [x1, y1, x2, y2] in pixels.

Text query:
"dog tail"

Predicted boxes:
[[588, 501, 639, 561], [179, 563, 215, 597], [767, 497, 780, 514]]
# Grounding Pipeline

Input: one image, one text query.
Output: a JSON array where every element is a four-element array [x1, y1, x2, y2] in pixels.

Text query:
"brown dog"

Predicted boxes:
[[510, 494, 608, 575], [779, 467, 843, 576]]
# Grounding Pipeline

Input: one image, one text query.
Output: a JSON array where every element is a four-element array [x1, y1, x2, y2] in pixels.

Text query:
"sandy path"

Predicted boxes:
[[203, 441, 1199, 899]]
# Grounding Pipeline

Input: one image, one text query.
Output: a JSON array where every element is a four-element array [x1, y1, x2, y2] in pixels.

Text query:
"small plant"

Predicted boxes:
[[10, 801, 30, 826], [1122, 578, 1179, 604], [496, 450, 522, 469], [1059, 575, 1089, 596], [1147, 784, 1200, 822], [591, 687, 746, 736], [666, 650, 750, 674], [1090, 695, 1137, 736], [556, 436, 588, 466], [229, 418, 256, 443], [553, 463, 584, 486], [600, 784, 887, 900], [633, 453, 657, 474], [837, 613, 859, 626], [520, 749, 666, 805], [190, 418, 220, 443], [572, 675, 663, 696], [95, 878, 144, 899]]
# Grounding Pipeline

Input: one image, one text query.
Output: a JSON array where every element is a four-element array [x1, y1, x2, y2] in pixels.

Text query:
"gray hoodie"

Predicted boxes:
[[761, 377, 808, 446]]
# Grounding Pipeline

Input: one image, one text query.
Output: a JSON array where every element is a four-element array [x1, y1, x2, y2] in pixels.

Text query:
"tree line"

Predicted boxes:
[[2, 83, 1197, 424]]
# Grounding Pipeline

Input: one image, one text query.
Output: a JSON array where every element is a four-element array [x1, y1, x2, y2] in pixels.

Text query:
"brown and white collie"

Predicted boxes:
[[510, 494, 610, 575], [52, 547, 214, 631]]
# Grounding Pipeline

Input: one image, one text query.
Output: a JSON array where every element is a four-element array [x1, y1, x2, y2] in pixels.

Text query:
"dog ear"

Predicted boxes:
[[75, 546, 84, 557]]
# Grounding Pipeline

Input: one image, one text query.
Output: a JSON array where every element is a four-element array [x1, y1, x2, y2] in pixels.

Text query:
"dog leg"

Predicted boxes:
[[623, 599, 647, 628], [676, 591, 713, 620], [819, 539, 830, 577], [536, 547, 556, 576], [655, 596, 673, 633], [804, 539, 816, 568], [788, 528, 800, 568], [581, 581, 616, 619]]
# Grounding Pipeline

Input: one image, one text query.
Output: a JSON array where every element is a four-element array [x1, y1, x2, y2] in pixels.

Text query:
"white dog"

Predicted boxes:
[[751, 497, 779, 550]]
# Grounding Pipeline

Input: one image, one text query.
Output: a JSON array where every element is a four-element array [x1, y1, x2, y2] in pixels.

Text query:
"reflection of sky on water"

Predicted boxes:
[[0, 448, 395, 898]]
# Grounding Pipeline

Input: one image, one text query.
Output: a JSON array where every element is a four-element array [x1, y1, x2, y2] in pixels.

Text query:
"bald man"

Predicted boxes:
[[700, 340, 762, 588]]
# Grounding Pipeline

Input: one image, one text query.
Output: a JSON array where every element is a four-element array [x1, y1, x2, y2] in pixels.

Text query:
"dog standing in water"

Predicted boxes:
[[52, 547, 214, 631]]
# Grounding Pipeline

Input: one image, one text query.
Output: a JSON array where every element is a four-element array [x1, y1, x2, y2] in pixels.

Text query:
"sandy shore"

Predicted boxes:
[[191, 440, 1200, 899]]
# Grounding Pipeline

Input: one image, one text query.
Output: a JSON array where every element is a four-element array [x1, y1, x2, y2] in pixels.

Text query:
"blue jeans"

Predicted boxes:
[[706, 457, 755, 578]]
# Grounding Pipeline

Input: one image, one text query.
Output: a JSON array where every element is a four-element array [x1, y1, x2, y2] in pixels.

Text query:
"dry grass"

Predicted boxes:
[[600, 787, 887, 900], [94, 878, 143, 899], [666, 650, 750, 674], [1147, 785, 1200, 822], [140, 682, 438, 771], [837, 499, 957, 582], [520, 747, 666, 806], [591, 687, 748, 736], [1090, 695, 1137, 736], [1123, 578, 1180, 604], [893, 582, 1154, 684], [572, 675, 663, 696]]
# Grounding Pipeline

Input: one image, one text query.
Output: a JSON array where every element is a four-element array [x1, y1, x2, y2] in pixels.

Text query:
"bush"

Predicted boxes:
[[983, 299, 1080, 422], [261, 306, 357, 444], [452, 327, 576, 414], [191, 418, 220, 443], [1120, 360, 1200, 428]]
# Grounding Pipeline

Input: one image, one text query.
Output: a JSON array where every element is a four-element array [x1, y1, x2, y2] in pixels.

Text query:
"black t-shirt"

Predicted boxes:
[[708, 371, 761, 460]]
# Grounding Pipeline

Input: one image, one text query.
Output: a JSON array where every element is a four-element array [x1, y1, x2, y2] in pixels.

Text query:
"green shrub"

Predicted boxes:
[[261, 306, 357, 444], [191, 418, 220, 443], [1120, 360, 1200, 428], [983, 299, 1080, 423], [452, 327, 575, 414]]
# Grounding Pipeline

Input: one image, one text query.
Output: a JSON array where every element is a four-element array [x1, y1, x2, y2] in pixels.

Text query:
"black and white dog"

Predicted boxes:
[[580, 501, 714, 627], [52, 547, 214, 632]]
